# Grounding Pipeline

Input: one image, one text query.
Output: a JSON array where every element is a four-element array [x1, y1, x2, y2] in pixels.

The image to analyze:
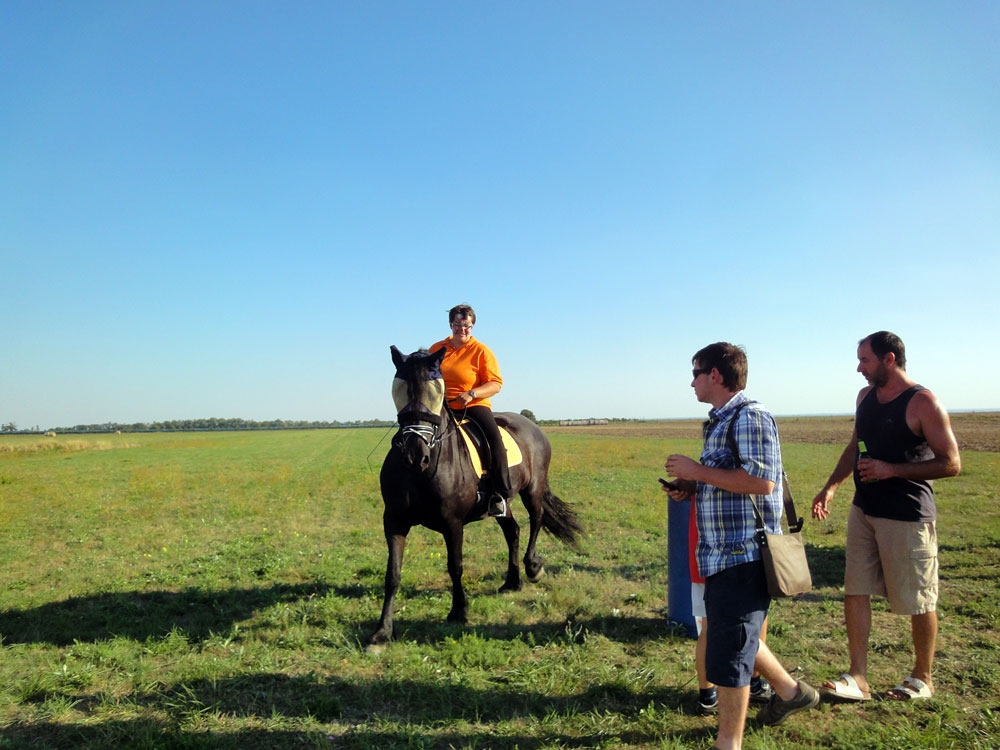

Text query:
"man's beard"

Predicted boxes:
[[870, 363, 889, 388]]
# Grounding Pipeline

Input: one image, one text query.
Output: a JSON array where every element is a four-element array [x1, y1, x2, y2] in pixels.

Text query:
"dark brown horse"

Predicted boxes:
[[368, 345, 582, 647]]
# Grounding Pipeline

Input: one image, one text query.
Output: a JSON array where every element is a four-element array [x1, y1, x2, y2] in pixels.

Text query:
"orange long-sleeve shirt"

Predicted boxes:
[[429, 336, 503, 408]]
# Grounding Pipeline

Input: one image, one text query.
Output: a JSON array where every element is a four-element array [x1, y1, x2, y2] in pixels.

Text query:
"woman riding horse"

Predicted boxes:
[[429, 303, 512, 518], [370, 343, 582, 646]]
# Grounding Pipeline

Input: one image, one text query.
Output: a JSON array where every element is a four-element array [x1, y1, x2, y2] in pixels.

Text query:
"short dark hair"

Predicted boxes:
[[693, 342, 748, 391], [861, 331, 906, 370], [448, 304, 476, 325]]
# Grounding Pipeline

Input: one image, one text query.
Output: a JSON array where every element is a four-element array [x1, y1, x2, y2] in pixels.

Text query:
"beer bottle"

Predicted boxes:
[[858, 440, 877, 483]]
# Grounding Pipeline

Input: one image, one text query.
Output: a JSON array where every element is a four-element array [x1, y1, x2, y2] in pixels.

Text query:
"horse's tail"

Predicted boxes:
[[541, 490, 583, 549]]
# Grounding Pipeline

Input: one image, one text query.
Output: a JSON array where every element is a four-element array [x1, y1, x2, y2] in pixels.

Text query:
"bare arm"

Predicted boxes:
[[812, 433, 857, 520], [812, 386, 868, 521], [665, 454, 775, 496], [453, 379, 501, 406]]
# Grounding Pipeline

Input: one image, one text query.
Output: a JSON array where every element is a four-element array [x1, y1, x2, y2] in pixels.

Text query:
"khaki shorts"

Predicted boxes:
[[845, 504, 938, 615]]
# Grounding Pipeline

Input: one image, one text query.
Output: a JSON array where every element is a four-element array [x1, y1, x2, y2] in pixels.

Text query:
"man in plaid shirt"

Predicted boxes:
[[665, 342, 819, 749]]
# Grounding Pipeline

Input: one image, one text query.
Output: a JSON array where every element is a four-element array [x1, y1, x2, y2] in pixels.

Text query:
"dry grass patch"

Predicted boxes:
[[0, 436, 138, 454], [544, 411, 1000, 452]]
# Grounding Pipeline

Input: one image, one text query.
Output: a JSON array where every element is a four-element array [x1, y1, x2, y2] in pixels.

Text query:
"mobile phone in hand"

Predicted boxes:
[[659, 477, 680, 491]]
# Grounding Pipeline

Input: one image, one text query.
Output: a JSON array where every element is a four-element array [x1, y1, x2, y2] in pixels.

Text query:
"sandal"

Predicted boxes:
[[819, 673, 871, 702], [887, 676, 933, 701]]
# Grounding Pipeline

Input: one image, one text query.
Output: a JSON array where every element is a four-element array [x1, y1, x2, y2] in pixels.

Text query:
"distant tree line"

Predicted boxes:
[[2, 412, 647, 435], [2, 418, 396, 434]]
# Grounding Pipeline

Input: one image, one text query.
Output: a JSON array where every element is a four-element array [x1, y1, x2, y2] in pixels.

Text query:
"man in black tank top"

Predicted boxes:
[[853, 385, 937, 523], [811, 332, 960, 704]]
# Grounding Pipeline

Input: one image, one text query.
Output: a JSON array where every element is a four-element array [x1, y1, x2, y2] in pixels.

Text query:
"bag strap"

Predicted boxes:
[[726, 401, 804, 534]]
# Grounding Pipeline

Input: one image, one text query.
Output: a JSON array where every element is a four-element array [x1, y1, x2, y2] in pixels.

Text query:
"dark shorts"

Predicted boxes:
[[704, 560, 770, 688]]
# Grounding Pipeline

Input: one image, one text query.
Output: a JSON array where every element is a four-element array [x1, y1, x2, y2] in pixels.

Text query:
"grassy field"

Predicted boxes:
[[1, 415, 998, 749]]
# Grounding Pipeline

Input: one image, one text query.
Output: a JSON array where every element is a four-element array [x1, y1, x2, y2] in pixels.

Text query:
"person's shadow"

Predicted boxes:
[[2, 671, 711, 749]]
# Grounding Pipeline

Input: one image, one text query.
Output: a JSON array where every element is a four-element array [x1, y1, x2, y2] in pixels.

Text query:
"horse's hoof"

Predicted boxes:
[[367, 627, 392, 650], [447, 612, 468, 625], [526, 566, 545, 584], [498, 581, 522, 594]]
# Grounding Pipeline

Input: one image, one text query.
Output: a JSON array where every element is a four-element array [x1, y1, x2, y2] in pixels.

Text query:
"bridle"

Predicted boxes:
[[392, 408, 455, 476], [396, 410, 445, 450]]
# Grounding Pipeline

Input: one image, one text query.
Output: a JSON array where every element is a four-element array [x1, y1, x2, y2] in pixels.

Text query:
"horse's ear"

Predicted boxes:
[[427, 347, 446, 380], [390, 345, 406, 368]]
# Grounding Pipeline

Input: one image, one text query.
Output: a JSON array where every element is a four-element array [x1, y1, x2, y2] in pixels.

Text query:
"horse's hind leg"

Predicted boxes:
[[368, 531, 406, 648], [521, 487, 546, 583], [496, 515, 522, 593]]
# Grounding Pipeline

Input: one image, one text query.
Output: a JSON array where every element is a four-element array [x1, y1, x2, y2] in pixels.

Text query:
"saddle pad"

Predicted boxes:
[[457, 421, 523, 477]]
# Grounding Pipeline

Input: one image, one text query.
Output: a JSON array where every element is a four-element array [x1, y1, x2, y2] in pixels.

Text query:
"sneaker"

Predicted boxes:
[[698, 692, 719, 715], [756, 680, 820, 726], [749, 677, 775, 704], [487, 494, 507, 517]]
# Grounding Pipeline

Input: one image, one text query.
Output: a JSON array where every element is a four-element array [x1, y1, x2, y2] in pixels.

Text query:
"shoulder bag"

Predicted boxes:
[[728, 402, 813, 598]]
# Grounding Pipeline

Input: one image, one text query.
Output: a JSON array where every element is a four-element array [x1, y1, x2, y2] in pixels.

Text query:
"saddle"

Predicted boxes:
[[454, 417, 523, 478]]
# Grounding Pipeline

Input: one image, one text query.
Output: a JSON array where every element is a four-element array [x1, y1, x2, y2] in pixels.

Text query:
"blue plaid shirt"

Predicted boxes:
[[695, 392, 784, 578]]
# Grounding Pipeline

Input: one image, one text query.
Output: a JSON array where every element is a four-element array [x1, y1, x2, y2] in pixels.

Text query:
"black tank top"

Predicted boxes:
[[853, 385, 936, 522]]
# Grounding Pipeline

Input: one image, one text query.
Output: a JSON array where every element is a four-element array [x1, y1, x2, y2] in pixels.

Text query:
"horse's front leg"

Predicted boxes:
[[368, 531, 407, 648], [496, 514, 522, 593], [443, 521, 468, 624]]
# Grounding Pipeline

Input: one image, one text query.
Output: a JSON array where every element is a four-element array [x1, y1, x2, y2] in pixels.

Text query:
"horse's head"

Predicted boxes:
[[389, 345, 447, 471]]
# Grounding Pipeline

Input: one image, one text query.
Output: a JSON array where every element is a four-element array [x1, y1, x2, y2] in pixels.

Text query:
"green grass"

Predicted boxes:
[[1, 427, 998, 748]]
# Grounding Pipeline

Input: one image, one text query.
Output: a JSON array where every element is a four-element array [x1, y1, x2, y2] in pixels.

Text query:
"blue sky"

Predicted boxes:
[[3, 2, 998, 430]]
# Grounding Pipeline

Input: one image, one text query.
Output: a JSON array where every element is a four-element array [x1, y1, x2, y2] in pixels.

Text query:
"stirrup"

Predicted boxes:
[[487, 495, 507, 517]]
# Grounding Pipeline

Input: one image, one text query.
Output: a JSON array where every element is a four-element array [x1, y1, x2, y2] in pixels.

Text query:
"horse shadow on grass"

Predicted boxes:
[[0, 581, 331, 647], [382, 612, 683, 649], [333, 570, 684, 648], [348, 544, 846, 648], [6, 671, 711, 749]]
